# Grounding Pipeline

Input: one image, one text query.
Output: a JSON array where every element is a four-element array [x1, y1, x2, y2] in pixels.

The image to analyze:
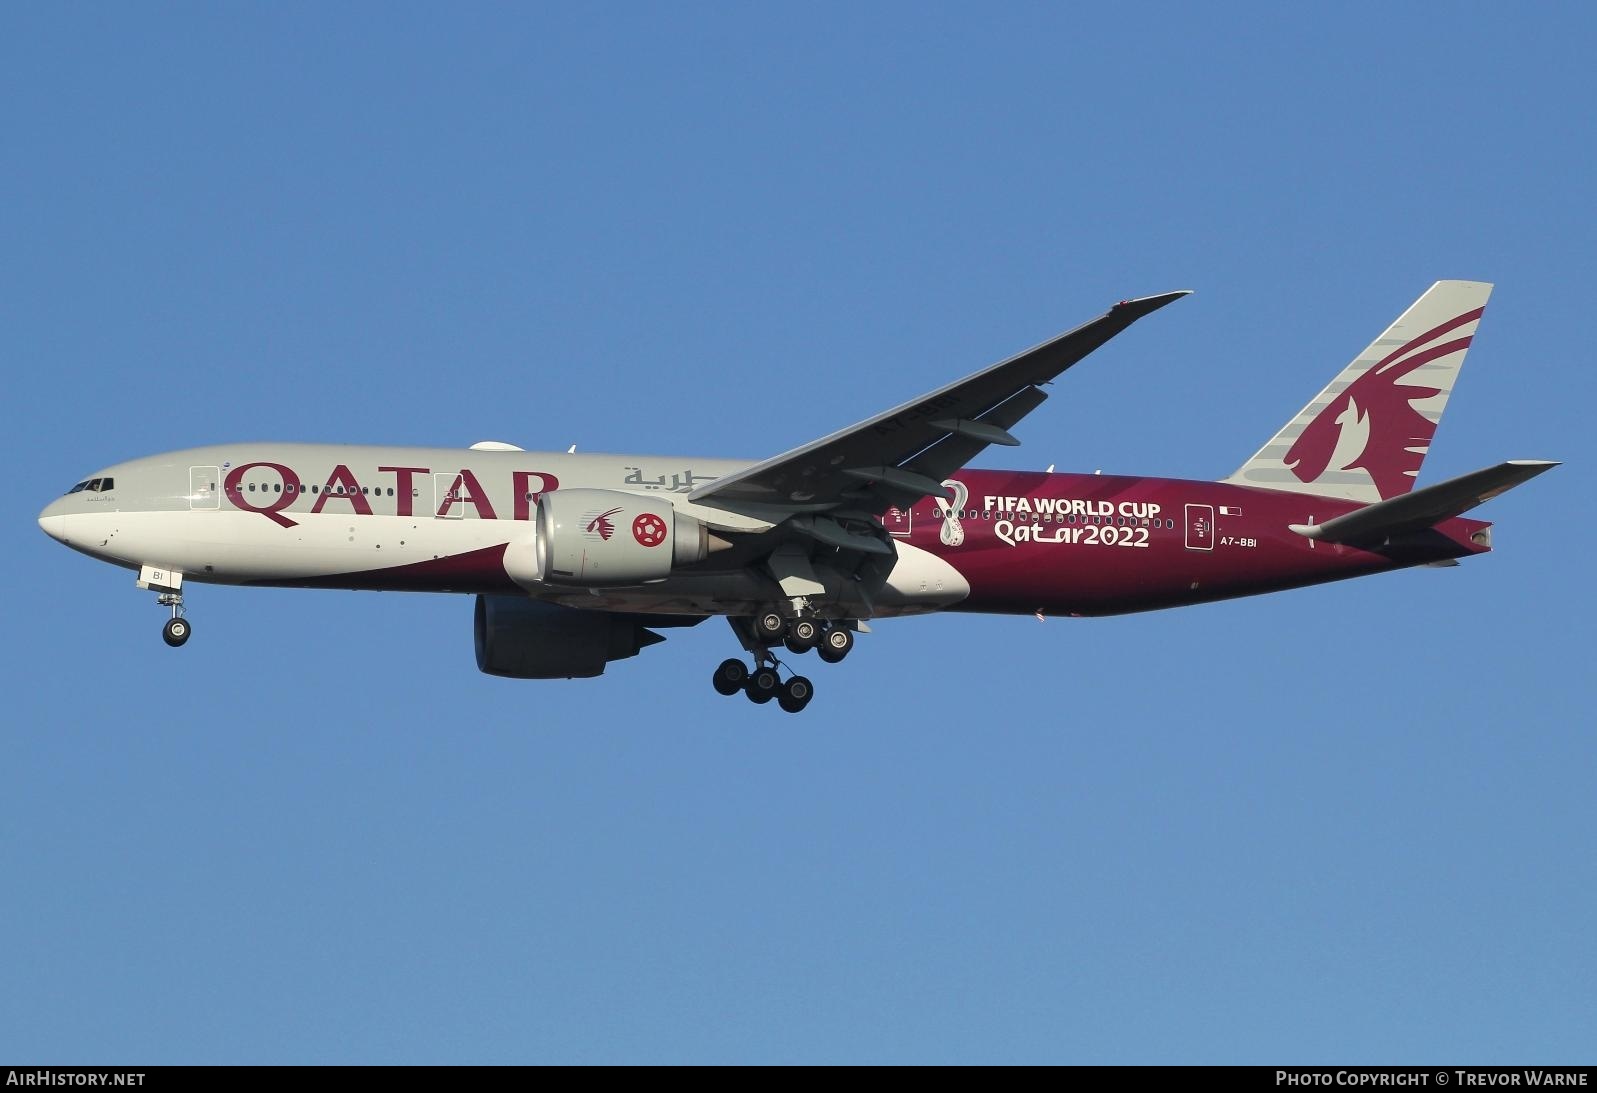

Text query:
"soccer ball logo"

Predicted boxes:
[[632, 513, 667, 547]]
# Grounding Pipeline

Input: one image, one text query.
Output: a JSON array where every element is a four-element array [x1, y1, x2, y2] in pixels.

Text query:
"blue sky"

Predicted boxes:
[[3, 3, 1593, 1063]]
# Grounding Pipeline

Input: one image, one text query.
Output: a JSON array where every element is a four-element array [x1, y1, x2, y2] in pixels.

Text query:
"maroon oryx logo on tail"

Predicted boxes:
[[1285, 308, 1482, 500]]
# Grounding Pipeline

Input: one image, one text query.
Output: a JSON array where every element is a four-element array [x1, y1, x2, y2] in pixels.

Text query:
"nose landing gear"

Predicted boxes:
[[161, 611, 191, 647], [139, 565, 191, 648]]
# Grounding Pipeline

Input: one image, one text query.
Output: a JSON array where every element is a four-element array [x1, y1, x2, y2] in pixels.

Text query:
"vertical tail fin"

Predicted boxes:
[[1224, 280, 1493, 503]]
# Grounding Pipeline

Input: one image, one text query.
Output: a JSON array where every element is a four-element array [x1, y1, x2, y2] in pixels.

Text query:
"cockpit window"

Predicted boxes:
[[64, 477, 114, 495], [67, 481, 88, 494]]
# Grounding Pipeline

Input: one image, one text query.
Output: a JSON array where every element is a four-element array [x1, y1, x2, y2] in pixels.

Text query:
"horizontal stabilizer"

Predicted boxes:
[[1291, 460, 1559, 544]]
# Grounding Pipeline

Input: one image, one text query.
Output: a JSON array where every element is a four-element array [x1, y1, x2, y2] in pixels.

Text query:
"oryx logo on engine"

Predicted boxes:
[[584, 507, 622, 541]]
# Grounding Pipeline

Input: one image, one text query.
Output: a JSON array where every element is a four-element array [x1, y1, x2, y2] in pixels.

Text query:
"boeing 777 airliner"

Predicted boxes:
[[38, 281, 1555, 712]]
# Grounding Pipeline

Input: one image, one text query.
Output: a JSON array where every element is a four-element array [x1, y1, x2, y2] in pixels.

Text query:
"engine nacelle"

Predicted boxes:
[[474, 595, 665, 679], [534, 488, 713, 586]]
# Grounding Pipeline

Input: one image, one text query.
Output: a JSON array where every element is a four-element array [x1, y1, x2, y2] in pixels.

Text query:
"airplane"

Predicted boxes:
[[38, 280, 1556, 714]]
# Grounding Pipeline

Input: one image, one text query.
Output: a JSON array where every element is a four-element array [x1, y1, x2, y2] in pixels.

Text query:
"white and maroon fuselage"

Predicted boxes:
[[37, 443, 1491, 621]]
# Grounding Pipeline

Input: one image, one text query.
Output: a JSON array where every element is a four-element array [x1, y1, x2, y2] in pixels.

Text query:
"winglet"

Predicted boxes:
[[1112, 290, 1192, 320]]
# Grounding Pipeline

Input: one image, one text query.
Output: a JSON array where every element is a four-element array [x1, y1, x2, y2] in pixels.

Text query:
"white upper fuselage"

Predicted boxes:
[[36, 442, 972, 618]]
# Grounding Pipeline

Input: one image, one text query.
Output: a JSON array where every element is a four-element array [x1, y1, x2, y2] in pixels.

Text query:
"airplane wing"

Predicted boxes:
[[688, 291, 1190, 516]]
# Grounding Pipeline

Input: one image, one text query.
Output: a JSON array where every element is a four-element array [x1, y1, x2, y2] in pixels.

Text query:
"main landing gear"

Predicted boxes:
[[711, 614, 856, 714]]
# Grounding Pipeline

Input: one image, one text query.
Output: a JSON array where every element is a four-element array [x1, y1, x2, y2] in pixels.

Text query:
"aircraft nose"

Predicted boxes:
[[38, 498, 69, 543]]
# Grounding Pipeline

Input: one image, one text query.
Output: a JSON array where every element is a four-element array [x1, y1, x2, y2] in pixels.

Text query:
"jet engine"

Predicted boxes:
[[532, 488, 719, 586], [474, 595, 669, 679]]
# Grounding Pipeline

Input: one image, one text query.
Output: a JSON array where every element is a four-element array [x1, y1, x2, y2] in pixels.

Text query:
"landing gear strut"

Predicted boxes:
[[709, 614, 858, 714]]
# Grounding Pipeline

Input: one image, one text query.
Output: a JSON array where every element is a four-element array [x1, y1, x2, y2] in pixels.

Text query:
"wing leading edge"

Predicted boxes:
[[688, 291, 1190, 515]]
